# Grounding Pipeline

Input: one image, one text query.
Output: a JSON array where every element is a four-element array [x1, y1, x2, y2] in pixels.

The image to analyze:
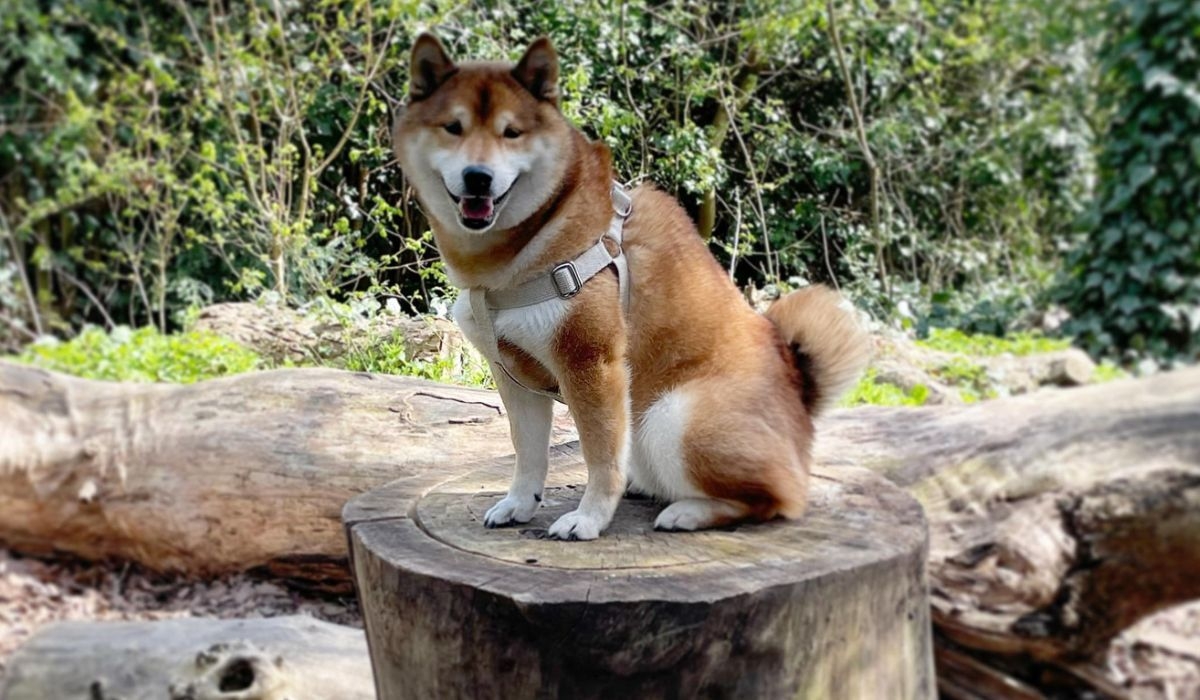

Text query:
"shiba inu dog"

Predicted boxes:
[[392, 34, 870, 541]]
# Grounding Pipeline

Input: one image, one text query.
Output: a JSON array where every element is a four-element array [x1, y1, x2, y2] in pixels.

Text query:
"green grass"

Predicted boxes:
[[916, 328, 1071, 357], [840, 369, 930, 407], [10, 323, 1118, 403], [14, 326, 261, 383], [9, 323, 495, 389]]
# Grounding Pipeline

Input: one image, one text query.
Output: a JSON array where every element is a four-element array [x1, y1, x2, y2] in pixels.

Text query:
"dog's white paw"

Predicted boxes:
[[484, 493, 540, 528], [655, 499, 723, 531], [547, 509, 604, 541]]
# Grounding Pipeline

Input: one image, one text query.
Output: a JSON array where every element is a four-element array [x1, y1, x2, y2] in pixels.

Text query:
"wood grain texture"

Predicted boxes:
[[0, 616, 372, 700], [814, 367, 1200, 694], [347, 445, 935, 699], [0, 362, 575, 591], [5, 360, 1197, 695]]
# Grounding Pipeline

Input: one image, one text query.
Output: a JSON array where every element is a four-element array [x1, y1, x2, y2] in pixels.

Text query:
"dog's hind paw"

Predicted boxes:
[[547, 510, 604, 541], [654, 498, 745, 532], [484, 494, 540, 528]]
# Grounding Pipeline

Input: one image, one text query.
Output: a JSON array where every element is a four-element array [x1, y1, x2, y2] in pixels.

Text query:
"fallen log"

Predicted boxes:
[[814, 367, 1200, 694], [2, 360, 1197, 694], [0, 362, 575, 591], [0, 615, 371, 700]]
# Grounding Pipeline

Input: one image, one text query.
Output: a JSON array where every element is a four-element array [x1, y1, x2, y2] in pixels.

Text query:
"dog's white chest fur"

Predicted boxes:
[[451, 292, 570, 372]]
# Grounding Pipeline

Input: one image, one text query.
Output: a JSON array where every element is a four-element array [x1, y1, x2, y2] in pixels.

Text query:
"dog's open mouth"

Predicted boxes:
[[446, 183, 515, 231]]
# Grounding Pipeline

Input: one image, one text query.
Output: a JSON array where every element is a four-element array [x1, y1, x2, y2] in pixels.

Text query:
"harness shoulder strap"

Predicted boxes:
[[468, 182, 633, 400]]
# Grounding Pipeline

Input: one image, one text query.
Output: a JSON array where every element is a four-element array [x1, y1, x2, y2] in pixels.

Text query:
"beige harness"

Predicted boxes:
[[468, 183, 633, 402]]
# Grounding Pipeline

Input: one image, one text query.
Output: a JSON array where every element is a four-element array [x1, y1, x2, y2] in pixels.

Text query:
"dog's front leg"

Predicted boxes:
[[547, 358, 629, 541], [484, 365, 554, 527]]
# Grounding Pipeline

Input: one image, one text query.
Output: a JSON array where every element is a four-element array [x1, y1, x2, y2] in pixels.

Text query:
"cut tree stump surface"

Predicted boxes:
[[346, 443, 935, 699]]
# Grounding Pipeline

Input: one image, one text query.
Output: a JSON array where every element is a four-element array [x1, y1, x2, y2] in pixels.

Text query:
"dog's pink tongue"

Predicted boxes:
[[461, 197, 494, 220]]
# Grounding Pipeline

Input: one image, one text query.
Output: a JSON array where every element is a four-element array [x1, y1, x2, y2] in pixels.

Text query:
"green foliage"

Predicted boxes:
[[841, 369, 930, 407], [9, 318, 496, 388], [930, 357, 996, 403], [1057, 0, 1200, 366], [916, 328, 1071, 357], [15, 326, 260, 383], [341, 334, 493, 388], [0, 0, 1114, 349], [1091, 360, 1129, 383]]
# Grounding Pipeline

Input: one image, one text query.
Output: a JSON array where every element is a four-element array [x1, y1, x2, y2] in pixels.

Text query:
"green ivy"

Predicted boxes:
[[1057, 0, 1200, 366]]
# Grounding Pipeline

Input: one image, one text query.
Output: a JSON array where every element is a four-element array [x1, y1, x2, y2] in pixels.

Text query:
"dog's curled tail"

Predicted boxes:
[[764, 285, 872, 417]]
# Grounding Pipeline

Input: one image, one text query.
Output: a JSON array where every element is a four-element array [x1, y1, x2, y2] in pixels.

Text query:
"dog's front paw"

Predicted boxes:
[[484, 493, 540, 528], [547, 510, 604, 541]]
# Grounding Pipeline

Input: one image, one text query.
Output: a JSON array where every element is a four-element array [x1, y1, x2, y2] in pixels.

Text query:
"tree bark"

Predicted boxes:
[[826, 0, 891, 296], [0, 361, 575, 592], [0, 616, 371, 700], [813, 368, 1200, 695], [1, 360, 1197, 695], [697, 51, 761, 242], [346, 450, 935, 699]]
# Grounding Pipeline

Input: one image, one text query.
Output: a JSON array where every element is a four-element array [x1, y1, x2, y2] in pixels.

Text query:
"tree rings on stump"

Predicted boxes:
[[345, 442, 934, 699]]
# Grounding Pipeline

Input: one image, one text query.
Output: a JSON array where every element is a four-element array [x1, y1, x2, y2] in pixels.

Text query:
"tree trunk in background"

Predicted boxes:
[[697, 51, 760, 242]]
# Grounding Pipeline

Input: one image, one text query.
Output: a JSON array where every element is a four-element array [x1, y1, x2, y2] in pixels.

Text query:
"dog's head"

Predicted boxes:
[[393, 34, 570, 235]]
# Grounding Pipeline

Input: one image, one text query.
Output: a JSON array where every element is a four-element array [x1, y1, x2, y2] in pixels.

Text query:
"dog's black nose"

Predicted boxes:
[[462, 166, 493, 196]]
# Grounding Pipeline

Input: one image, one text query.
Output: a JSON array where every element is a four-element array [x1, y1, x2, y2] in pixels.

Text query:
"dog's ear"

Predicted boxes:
[[512, 37, 559, 104], [409, 33, 457, 100]]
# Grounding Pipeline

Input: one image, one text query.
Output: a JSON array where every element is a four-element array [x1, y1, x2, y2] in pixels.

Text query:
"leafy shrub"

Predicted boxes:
[[341, 335, 493, 388], [1057, 0, 1200, 366], [15, 326, 260, 383], [0, 0, 1107, 346]]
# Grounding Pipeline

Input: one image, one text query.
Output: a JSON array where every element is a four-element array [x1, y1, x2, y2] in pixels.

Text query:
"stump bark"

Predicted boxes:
[[0, 616, 371, 700], [345, 445, 935, 699]]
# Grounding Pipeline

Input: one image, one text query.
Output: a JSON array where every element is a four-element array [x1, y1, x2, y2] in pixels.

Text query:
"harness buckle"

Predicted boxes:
[[551, 262, 583, 298]]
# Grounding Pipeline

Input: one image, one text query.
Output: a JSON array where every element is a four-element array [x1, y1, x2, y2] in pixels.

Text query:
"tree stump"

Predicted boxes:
[[345, 443, 935, 699]]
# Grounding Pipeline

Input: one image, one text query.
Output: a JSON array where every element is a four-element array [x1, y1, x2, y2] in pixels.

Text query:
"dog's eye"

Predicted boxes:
[[503, 126, 522, 139], [443, 121, 463, 136]]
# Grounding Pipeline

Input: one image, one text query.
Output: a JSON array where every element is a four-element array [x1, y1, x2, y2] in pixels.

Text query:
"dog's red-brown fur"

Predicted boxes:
[[393, 35, 870, 539]]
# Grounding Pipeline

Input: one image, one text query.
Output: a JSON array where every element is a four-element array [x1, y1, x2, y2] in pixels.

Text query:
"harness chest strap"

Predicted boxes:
[[468, 184, 632, 400]]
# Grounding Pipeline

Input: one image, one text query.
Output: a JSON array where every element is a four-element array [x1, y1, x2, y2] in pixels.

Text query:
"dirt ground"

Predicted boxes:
[[0, 548, 361, 682], [2, 546, 1197, 696]]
